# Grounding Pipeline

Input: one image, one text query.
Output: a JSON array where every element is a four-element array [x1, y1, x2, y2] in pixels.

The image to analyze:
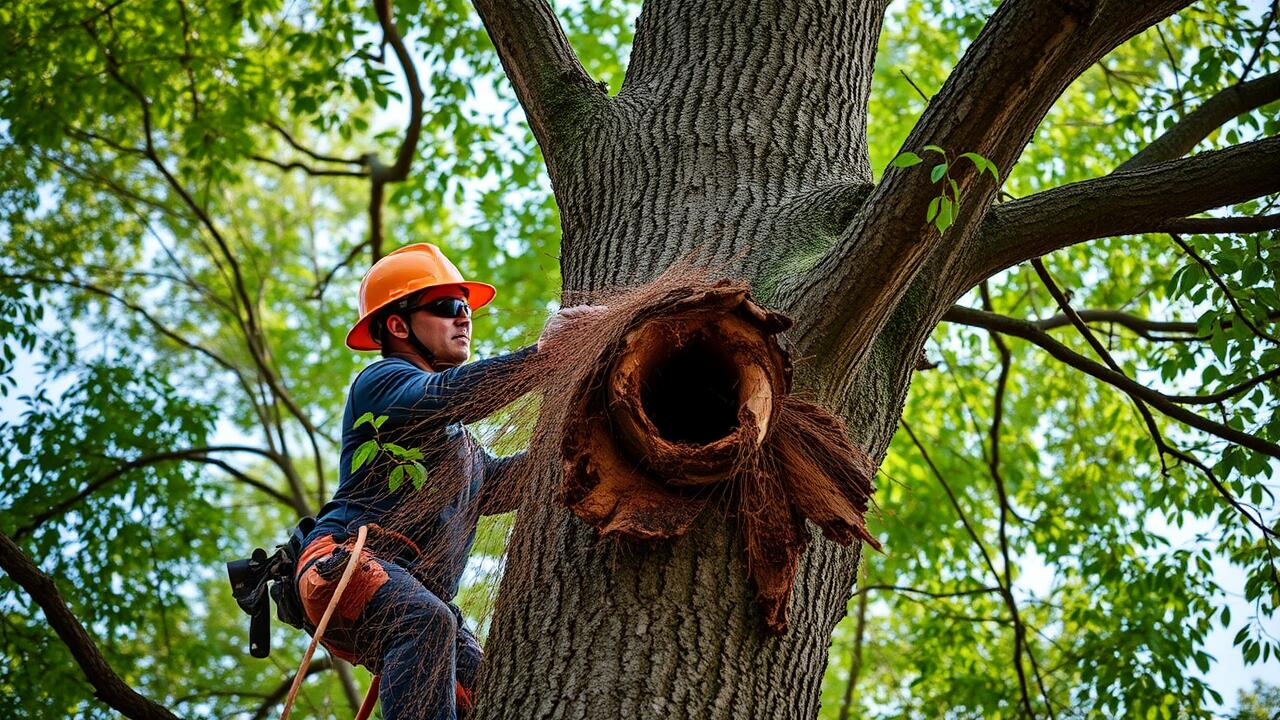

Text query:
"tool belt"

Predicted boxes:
[[226, 517, 315, 658]]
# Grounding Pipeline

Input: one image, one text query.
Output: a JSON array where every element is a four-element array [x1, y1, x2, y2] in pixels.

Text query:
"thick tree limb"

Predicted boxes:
[[965, 136, 1280, 288], [942, 305, 1280, 459], [0, 531, 182, 720], [788, 0, 1194, 383], [1119, 70, 1280, 171], [471, 0, 604, 167]]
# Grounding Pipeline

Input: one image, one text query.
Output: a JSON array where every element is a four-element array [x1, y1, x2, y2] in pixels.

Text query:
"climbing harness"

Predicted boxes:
[[280, 525, 376, 720]]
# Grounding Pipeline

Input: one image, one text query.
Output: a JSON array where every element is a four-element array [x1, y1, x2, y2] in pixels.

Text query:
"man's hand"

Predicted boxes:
[[538, 305, 608, 352]]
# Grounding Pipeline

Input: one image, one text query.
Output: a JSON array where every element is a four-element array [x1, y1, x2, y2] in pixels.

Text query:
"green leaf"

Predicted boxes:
[[382, 442, 409, 458], [930, 163, 948, 183], [407, 462, 427, 491], [351, 439, 379, 472], [922, 144, 946, 156], [388, 464, 405, 491], [354, 411, 375, 429], [935, 197, 954, 232], [927, 196, 941, 222], [372, 414, 389, 430], [890, 151, 923, 168]]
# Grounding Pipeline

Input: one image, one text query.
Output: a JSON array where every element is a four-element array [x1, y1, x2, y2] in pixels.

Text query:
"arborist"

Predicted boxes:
[[291, 242, 581, 720]]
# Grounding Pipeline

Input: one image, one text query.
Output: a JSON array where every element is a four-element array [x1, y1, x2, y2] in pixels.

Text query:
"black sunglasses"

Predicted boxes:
[[403, 297, 472, 319]]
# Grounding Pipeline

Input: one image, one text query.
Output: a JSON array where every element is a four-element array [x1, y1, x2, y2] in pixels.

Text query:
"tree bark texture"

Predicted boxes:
[[473, 0, 1228, 717], [477, 3, 901, 718]]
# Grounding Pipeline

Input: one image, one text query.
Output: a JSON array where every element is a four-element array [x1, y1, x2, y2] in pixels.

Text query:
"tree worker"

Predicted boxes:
[[294, 242, 581, 720]]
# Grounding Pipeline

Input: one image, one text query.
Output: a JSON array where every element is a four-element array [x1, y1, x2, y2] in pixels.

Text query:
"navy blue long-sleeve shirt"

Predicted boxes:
[[308, 346, 535, 600]]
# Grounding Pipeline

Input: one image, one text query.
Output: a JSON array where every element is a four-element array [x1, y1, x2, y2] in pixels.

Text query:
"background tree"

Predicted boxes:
[[0, 0, 1277, 719]]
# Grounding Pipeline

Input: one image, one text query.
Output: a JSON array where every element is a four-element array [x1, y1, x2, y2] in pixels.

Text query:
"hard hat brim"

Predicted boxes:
[[345, 280, 496, 351]]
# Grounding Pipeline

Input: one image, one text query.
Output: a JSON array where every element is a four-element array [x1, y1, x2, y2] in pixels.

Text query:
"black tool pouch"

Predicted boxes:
[[226, 516, 316, 658]]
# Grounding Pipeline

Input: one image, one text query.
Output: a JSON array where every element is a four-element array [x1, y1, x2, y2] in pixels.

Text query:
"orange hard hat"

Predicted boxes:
[[346, 243, 496, 351]]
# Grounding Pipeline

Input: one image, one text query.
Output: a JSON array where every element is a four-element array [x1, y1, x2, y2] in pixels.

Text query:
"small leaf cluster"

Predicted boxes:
[[889, 145, 1000, 232], [351, 412, 429, 492]]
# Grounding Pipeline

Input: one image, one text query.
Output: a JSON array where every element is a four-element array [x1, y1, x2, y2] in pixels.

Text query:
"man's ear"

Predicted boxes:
[[384, 314, 410, 340]]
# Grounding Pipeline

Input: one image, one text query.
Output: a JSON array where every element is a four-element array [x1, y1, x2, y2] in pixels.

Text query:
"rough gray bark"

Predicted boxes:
[[468, 0, 1270, 717], [476, 3, 892, 717]]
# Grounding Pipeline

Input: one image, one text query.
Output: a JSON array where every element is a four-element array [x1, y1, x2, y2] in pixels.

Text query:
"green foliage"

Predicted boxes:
[[351, 412, 428, 490], [819, 2, 1279, 719], [889, 145, 998, 233], [0, 0, 1276, 717], [1230, 680, 1280, 720]]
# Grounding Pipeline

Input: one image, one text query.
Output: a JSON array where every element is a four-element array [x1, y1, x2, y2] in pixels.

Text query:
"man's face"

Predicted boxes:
[[388, 286, 472, 368]]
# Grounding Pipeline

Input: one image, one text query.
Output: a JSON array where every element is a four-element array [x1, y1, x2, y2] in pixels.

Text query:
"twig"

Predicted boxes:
[[1169, 233, 1279, 344], [942, 306, 1280, 459]]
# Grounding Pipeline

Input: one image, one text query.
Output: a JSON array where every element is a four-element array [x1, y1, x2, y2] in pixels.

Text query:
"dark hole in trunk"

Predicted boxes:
[[640, 337, 741, 445]]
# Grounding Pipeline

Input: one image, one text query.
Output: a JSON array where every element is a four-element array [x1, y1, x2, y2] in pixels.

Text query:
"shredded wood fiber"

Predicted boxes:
[[364, 267, 881, 708]]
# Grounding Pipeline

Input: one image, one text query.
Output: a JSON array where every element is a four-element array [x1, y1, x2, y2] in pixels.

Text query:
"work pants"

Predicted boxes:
[[297, 538, 480, 720]]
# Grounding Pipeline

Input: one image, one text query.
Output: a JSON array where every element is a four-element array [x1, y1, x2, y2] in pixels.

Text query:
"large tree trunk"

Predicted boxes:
[[471, 0, 1219, 715], [476, 3, 916, 717]]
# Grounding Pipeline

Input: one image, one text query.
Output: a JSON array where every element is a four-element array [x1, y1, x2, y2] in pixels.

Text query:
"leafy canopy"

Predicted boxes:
[[0, 0, 1276, 718]]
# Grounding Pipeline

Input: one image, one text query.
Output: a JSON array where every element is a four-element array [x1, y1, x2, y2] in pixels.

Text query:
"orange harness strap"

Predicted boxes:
[[281, 525, 369, 720]]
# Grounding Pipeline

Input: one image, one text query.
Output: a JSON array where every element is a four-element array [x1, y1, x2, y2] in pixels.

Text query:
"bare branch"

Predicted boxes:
[[370, 0, 423, 185], [851, 583, 1003, 599], [308, 239, 372, 300], [1152, 213, 1280, 234], [249, 657, 334, 720], [250, 154, 368, 178], [1031, 258, 1172, 476], [966, 136, 1280, 288], [980, 283, 1043, 720], [0, 531, 182, 720], [11, 446, 306, 539], [1033, 307, 1280, 339], [899, 421, 1004, 583], [82, 20, 327, 470], [356, 0, 429, 260], [837, 563, 869, 720], [992, 301, 1280, 403], [470, 0, 604, 164], [1168, 233, 1279, 344], [1240, 1, 1279, 81], [1164, 367, 1280, 405], [1, 272, 239, 373], [942, 305, 1280, 459], [1119, 70, 1280, 171], [175, 0, 201, 118], [265, 120, 365, 167]]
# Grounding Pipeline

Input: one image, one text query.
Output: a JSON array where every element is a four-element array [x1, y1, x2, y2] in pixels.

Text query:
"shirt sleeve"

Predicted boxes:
[[353, 345, 539, 428]]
